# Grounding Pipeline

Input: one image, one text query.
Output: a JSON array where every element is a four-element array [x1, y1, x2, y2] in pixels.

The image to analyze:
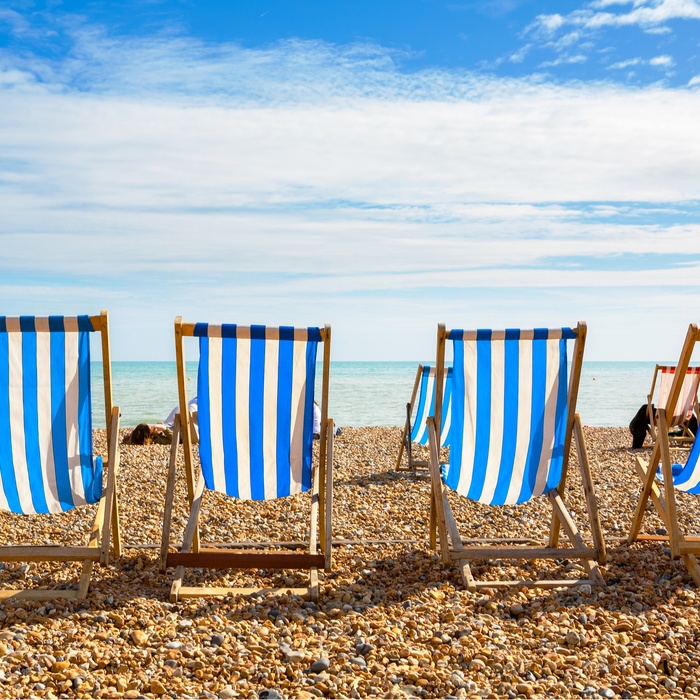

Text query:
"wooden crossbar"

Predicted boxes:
[[449, 546, 598, 562], [0, 546, 103, 562], [167, 550, 326, 570]]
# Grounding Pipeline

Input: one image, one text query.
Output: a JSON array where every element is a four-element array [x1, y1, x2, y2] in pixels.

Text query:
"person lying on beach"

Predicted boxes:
[[124, 397, 198, 445]]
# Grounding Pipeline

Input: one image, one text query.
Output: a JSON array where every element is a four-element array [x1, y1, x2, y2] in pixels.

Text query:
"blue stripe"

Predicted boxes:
[[48, 316, 64, 333], [197, 336, 216, 491], [492, 336, 520, 505], [674, 434, 700, 492], [21, 326, 49, 513], [220, 336, 239, 497], [50, 329, 73, 510], [411, 367, 430, 444], [445, 341, 464, 491], [194, 322, 209, 338], [20, 317, 35, 333], [441, 368, 453, 446], [248, 335, 266, 500], [546, 338, 569, 492], [301, 339, 318, 491], [468, 335, 492, 501], [77, 330, 99, 503], [518, 337, 547, 502], [0, 330, 21, 512], [276, 339, 293, 497]]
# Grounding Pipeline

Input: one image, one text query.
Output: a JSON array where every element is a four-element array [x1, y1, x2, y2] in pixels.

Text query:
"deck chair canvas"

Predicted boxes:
[[160, 319, 333, 602], [629, 323, 700, 585], [0, 311, 120, 600], [427, 322, 606, 590], [647, 364, 700, 444], [396, 365, 452, 473]]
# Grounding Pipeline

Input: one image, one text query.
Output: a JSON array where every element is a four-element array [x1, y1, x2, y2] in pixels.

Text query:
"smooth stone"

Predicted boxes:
[[210, 634, 225, 647], [309, 657, 330, 673]]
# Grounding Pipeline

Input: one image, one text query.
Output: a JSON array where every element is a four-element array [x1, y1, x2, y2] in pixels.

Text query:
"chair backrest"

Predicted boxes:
[[180, 323, 330, 501], [435, 326, 582, 506], [410, 365, 452, 446], [0, 314, 111, 514], [656, 365, 700, 426]]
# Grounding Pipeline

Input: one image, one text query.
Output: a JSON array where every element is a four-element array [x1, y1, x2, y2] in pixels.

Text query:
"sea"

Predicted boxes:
[[90, 361, 658, 430]]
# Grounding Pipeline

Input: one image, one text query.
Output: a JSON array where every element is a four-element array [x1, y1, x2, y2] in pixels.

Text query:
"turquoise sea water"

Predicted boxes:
[[91, 361, 659, 430]]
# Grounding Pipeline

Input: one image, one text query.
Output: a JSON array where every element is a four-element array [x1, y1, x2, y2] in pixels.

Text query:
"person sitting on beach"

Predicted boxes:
[[125, 397, 198, 445]]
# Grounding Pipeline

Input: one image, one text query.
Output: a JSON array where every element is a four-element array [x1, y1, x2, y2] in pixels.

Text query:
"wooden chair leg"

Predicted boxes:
[[573, 414, 607, 564], [629, 440, 663, 543], [427, 418, 451, 563], [160, 416, 182, 573]]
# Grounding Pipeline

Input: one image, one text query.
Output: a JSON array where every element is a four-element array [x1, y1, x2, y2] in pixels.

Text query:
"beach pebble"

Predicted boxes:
[[1, 426, 699, 700], [309, 658, 330, 673]]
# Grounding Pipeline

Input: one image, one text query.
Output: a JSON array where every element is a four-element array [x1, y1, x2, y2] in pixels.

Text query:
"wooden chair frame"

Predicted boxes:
[[160, 319, 333, 602], [396, 364, 428, 474], [0, 310, 121, 600], [647, 363, 700, 445], [427, 321, 606, 591], [629, 323, 700, 585]]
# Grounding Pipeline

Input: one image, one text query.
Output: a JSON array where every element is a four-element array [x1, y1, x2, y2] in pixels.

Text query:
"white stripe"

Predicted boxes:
[[418, 371, 436, 443], [65, 332, 87, 507], [262, 337, 279, 499], [441, 388, 452, 445], [235, 337, 252, 499], [289, 335, 308, 494], [505, 339, 533, 504], [8, 332, 34, 513], [533, 339, 561, 497], [457, 340, 478, 496], [35, 332, 60, 512], [677, 462, 700, 492], [207, 338, 226, 493], [480, 341, 505, 504]]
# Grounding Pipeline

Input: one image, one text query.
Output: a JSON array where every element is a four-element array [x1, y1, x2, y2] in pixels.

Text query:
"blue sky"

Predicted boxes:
[[1, 0, 700, 361]]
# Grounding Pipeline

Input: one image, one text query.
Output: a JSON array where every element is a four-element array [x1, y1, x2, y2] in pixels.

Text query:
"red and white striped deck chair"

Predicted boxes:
[[648, 364, 700, 444]]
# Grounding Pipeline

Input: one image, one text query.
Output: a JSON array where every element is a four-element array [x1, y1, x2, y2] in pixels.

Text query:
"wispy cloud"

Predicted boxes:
[[1, 14, 700, 359], [529, 0, 700, 35]]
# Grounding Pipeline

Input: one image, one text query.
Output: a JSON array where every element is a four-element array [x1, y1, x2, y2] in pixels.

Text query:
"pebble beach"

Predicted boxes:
[[2, 426, 700, 699]]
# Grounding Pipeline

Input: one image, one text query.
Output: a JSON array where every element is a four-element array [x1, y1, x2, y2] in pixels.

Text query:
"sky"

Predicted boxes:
[[1, 0, 700, 362]]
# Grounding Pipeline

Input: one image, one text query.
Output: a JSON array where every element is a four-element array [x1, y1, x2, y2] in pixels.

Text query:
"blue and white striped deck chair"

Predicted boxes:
[[396, 365, 452, 473], [629, 323, 700, 586], [160, 319, 333, 602], [0, 311, 120, 600], [427, 322, 606, 591]]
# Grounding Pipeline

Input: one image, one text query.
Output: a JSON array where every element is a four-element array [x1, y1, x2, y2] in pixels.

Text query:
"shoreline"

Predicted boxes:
[[1, 426, 698, 699]]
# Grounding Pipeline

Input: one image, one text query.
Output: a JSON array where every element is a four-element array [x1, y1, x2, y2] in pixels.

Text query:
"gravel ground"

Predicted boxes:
[[1, 426, 700, 699]]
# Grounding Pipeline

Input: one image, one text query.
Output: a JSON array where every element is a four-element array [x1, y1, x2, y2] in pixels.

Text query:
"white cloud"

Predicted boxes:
[[2, 29, 700, 360], [650, 54, 675, 66], [532, 0, 700, 34]]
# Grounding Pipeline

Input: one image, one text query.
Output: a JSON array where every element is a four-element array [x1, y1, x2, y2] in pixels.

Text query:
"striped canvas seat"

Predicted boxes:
[[444, 328, 571, 506], [427, 322, 606, 591], [396, 365, 452, 473], [196, 324, 320, 500], [161, 319, 333, 603], [662, 435, 700, 494], [0, 316, 102, 514], [0, 312, 120, 600], [657, 366, 700, 426], [630, 323, 700, 586], [647, 364, 700, 445], [410, 366, 453, 447]]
